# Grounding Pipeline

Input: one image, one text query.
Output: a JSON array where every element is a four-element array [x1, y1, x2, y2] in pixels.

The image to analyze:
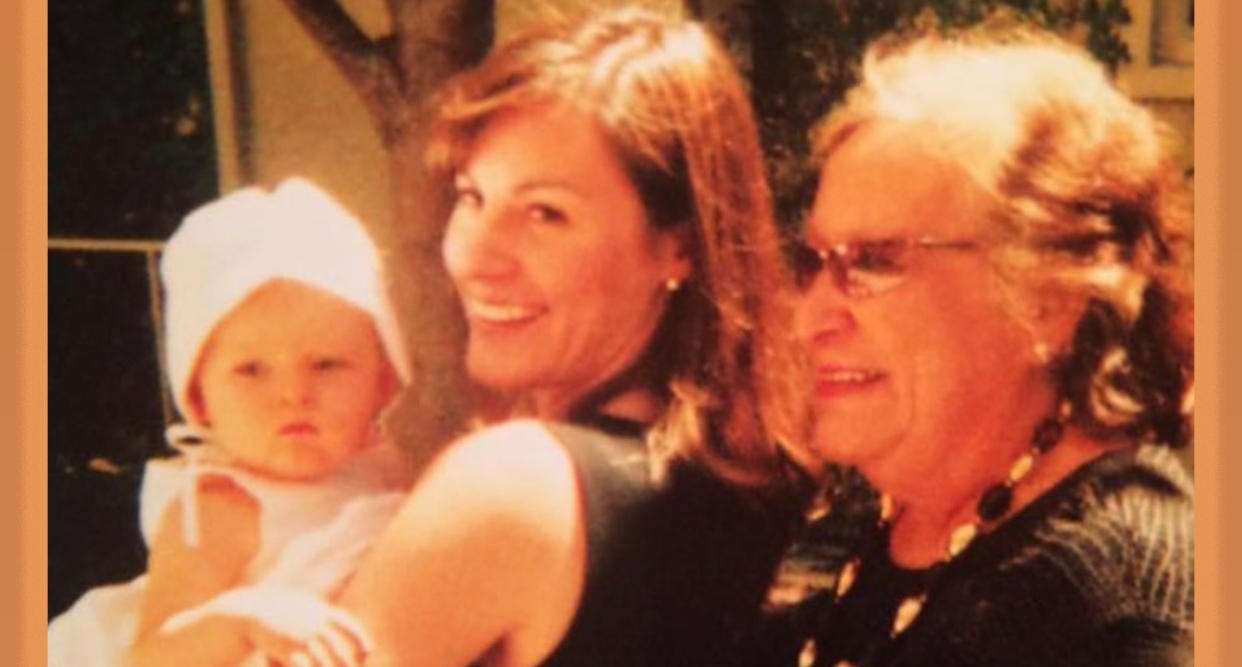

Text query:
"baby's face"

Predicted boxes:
[[193, 280, 395, 480]]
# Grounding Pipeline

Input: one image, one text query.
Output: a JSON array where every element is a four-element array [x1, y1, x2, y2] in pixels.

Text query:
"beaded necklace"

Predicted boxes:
[[796, 401, 1072, 667]]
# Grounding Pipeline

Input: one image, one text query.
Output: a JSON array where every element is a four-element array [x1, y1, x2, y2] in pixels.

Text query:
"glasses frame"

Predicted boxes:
[[793, 236, 981, 297]]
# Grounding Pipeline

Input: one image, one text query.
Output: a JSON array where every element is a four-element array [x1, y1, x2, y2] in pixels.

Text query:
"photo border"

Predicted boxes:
[[1195, 0, 1234, 664], [17, 0, 1235, 663], [16, 0, 49, 663]]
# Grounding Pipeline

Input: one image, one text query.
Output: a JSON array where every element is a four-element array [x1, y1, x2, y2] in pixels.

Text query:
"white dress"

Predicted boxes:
[[47, 437, 409, 667]]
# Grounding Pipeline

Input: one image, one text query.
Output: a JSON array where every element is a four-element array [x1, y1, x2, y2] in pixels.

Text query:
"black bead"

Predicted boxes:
[[1031, 418, 1064, 453], [977, 484, 1014, 522]]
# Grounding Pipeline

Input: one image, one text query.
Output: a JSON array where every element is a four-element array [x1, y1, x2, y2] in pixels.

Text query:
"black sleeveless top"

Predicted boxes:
[[538, 421, 799, 667]]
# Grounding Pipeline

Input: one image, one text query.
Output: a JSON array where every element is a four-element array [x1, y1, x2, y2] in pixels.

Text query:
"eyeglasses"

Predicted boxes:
[[791, 237, 981, 297]]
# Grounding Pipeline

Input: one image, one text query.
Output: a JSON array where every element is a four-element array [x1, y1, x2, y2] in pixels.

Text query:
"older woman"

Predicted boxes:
[[312, 8, 810, 667], [763, 25, 1193, 667]]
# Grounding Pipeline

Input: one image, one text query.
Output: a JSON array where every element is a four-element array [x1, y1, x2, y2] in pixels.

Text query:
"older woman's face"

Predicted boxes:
[[443, 105, 686, 413], [796, 125, 1039, 493]]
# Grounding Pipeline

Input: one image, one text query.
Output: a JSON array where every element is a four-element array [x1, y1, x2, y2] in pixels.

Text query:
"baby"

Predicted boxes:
[[49, 178, 412, 666]]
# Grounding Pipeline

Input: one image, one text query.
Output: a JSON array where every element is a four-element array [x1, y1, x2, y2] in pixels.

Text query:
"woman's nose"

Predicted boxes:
[[795, 276, 858, 344], [442, 205, 519, 282]]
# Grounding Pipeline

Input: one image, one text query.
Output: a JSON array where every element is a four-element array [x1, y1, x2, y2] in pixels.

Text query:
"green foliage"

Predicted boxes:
[[704, 0, 1133, 232]]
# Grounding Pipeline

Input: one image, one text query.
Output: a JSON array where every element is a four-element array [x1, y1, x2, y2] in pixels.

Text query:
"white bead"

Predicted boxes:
[[1008, 453, 1035, 483], [892, 594, 926, 636], [797, 639, 817, 667], [836, 559, 859, 598], [947, 522, 978, 557]]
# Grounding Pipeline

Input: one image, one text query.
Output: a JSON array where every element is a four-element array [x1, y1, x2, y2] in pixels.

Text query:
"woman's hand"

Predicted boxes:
[[127, 587, 370, 667], [161, 587, 372, 667], [126, 613, 255, 667]]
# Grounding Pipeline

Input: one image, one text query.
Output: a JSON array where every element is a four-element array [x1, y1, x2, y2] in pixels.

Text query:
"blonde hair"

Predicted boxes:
[[814, 23, 1192, 446], [428, 8, 812, 483]]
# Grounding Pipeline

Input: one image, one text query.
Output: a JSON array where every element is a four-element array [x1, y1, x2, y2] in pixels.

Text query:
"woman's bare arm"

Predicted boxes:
[[339, 420, 588, 667]]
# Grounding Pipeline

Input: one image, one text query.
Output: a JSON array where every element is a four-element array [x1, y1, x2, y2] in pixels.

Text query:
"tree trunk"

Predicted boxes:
[[278, 0, 494, 463], [386, 120, 474, 468]]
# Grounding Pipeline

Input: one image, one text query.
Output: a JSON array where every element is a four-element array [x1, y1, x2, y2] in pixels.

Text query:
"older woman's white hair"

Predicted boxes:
[[811, 23, 1192, 448]]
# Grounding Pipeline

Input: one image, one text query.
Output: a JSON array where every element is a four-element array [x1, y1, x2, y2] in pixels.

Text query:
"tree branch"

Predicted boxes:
[[278, 0, 405, 144], [390, 0, 494, 96]]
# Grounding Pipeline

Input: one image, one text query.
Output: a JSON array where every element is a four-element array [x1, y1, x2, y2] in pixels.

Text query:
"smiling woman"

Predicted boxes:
[[795, 124, 1037, 492], [425, 13, 806, 454], [441, 104, 682, 418], [294, 7, 815, 667], [753, 21, 1194, 667]]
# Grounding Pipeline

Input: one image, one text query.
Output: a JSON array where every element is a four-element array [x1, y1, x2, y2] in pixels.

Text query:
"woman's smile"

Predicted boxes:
[[461, 296, 547, 330], [814, 365, 886, 398], [442, 104, 686, 407]]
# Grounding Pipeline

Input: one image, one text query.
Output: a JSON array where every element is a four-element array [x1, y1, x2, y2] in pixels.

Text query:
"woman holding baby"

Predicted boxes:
[[64, 7, 1193, 667]]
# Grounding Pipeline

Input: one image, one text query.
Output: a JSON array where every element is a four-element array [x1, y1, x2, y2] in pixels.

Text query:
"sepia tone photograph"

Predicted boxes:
[[49, 1, 1195, 665]]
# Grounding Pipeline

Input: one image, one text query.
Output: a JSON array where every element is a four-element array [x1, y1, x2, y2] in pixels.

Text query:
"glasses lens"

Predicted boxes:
[[790, 241, 826, 290], [841, 241, 907, 295], [849, 240, 908, 273], [792, 239, 932, 295]]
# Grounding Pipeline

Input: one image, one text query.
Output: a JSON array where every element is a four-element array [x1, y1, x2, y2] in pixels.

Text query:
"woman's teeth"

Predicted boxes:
[[466, 300, 541, 323], [819, 369, 881, 383]]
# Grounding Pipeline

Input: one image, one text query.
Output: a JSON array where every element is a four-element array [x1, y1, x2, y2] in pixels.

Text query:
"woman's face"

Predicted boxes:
[[796, 124, 1041, 494], [443, 104, 688, 415]]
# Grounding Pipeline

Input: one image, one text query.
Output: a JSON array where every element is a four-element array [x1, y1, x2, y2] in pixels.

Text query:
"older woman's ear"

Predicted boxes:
[[1021, 285, 1091, 365], [1020, 253, 1149, 364]]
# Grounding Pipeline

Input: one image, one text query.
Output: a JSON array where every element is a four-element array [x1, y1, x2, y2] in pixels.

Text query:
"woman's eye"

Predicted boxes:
[[453, 185, 483, 209], [790, 242, 827, 289], [527, 203, 567, 225], [852, 245, 903, 273]]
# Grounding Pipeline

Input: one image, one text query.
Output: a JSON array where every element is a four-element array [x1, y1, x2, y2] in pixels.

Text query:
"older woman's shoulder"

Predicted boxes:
[[927, 446, 1193, 665], [1091, 444, 1193, 614], [1088, 443, 1192, 497], [1026, 444, 1192, 562], [1004, 444, 1193, 628], [1082, 444, 1193, 545]]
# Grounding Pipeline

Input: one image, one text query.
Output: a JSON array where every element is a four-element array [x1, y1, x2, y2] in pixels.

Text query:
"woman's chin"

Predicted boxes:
[[465, 358, 539, 396], [811, 410, 903, 469]]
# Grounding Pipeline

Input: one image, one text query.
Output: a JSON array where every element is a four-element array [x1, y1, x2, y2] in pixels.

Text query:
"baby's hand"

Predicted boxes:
[[150, 473, 260, 583], [161, 586, 372, 667], [193, 473, 262, 574], [140, 474, 262, 637]]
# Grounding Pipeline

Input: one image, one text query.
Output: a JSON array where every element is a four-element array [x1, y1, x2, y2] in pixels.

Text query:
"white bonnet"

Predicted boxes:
[[160, 177, 412, 423]]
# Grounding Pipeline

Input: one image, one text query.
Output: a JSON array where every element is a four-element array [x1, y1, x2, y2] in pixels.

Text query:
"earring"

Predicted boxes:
[[1033, 340, 1052, 364], [665, 277, 682, 292]]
